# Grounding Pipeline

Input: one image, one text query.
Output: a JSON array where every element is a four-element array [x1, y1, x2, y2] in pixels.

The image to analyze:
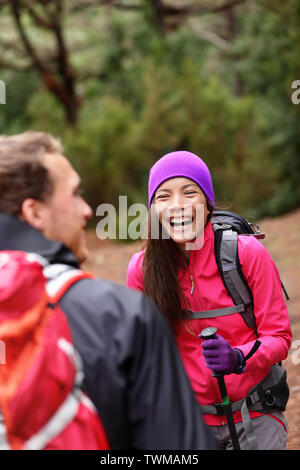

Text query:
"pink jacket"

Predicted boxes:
[[126, 221, 292, 426]]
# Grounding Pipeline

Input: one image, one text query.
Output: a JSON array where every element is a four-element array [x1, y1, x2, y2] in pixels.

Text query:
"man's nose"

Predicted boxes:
[[83, 199, 93, 221]]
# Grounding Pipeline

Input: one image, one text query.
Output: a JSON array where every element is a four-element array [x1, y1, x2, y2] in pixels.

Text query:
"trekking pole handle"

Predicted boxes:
[[199, 326, 218, 340]]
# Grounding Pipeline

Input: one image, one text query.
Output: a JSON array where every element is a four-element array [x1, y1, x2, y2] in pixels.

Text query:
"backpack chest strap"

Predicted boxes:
[[185, 304, 246, 320]]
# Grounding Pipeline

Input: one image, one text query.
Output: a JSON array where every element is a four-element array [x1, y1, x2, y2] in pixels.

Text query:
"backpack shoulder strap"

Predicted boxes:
[[213, 224, 257, 331], [44, 264, 94, 303]]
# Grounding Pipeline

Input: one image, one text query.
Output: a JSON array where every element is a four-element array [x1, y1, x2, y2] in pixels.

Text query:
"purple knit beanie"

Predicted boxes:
[[148, 151, 215, 208]]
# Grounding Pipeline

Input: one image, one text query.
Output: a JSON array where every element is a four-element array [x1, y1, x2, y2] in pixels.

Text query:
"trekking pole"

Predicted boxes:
[[200, 327, 241, 450]]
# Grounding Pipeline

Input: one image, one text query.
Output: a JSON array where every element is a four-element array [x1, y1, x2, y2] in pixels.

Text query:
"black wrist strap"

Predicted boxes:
[[244, 340, 261, 362]]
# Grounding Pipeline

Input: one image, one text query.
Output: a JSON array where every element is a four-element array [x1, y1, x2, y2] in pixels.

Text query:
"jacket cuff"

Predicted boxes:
[[234, 348, 246, 374]]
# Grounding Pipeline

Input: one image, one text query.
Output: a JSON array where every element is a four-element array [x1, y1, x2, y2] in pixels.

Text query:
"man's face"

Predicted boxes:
[[40, 153, 93, 263]]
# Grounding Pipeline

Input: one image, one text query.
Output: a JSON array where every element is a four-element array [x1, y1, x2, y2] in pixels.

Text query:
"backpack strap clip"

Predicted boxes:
[[43, 263, 94, 303]]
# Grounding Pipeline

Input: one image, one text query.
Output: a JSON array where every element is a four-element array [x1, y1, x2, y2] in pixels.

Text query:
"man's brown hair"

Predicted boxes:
[[0, 131, 63, 216]]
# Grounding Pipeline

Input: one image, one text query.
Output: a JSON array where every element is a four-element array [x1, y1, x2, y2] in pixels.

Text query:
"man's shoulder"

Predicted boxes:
[[59, 274, 156, 326], [58, 274, 170, 366]]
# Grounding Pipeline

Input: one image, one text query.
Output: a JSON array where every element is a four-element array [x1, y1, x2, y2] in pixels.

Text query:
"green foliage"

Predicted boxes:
[[233, 0, 300, 215], [0, 71, 40, 134], [63, 96, 141, 209], [1, 0, 299, 228], [26, 87, 66, 135]]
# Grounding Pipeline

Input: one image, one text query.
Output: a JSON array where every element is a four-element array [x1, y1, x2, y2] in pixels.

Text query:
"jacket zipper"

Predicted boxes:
[[190, 274, 194, 295]]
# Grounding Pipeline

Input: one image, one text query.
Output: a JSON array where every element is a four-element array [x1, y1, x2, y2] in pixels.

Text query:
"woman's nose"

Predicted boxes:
[[168, 193, 184, 211]]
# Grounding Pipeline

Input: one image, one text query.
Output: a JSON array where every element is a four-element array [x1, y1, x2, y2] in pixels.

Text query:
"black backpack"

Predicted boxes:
[[188, 210, 289, 331]]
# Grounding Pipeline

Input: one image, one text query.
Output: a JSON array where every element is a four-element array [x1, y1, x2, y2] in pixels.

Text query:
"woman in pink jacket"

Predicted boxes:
[[126, 150, 292, 450]]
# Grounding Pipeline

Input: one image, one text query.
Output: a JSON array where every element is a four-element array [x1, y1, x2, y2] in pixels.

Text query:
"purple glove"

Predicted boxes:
[[201, 334, 244, 374]]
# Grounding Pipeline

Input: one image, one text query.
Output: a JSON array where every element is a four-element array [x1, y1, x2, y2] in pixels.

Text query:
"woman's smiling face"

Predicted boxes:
[[153, 177, 209, 247]]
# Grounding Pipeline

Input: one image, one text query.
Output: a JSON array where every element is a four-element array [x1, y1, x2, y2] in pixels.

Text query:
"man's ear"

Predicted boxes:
[[20, 198, 47, 231]]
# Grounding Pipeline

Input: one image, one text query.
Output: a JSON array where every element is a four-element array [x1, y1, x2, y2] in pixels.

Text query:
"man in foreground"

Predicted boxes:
[[0, 131, 215, 450]]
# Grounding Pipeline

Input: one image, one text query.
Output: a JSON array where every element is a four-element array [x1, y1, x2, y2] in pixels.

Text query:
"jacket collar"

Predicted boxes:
[[0, 213, 80, 268], [188, 220, 214, 266], [176, 220, 214, 273]]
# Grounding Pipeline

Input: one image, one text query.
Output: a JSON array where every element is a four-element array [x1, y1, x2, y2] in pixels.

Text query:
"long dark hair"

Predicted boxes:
[[142, 201, 214, 332]]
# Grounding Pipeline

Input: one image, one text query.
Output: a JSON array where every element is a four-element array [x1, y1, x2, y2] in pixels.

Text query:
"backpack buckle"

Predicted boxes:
[[214, 403, 225, 416]]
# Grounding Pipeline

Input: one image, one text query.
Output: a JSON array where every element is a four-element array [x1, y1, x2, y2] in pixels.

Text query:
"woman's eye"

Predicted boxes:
[[185, 191, 196, 195]]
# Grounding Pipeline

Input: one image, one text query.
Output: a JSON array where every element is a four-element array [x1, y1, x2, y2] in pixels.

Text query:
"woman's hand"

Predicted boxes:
[[201, 334, 244, 374]]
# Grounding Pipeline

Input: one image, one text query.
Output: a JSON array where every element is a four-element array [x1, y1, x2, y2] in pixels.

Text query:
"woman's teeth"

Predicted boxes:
[[170, 219, 193, 227]]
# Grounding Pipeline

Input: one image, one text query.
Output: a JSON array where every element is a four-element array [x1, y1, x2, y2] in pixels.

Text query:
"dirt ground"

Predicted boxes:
[[83, 208, 300, 450]]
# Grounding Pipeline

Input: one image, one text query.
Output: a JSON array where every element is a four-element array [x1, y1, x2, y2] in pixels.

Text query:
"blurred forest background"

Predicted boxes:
[[0, 0, 299, 228]]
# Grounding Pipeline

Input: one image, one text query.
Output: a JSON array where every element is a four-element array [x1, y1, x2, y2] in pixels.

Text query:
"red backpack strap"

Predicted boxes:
[[44, 264, 94, 303]]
